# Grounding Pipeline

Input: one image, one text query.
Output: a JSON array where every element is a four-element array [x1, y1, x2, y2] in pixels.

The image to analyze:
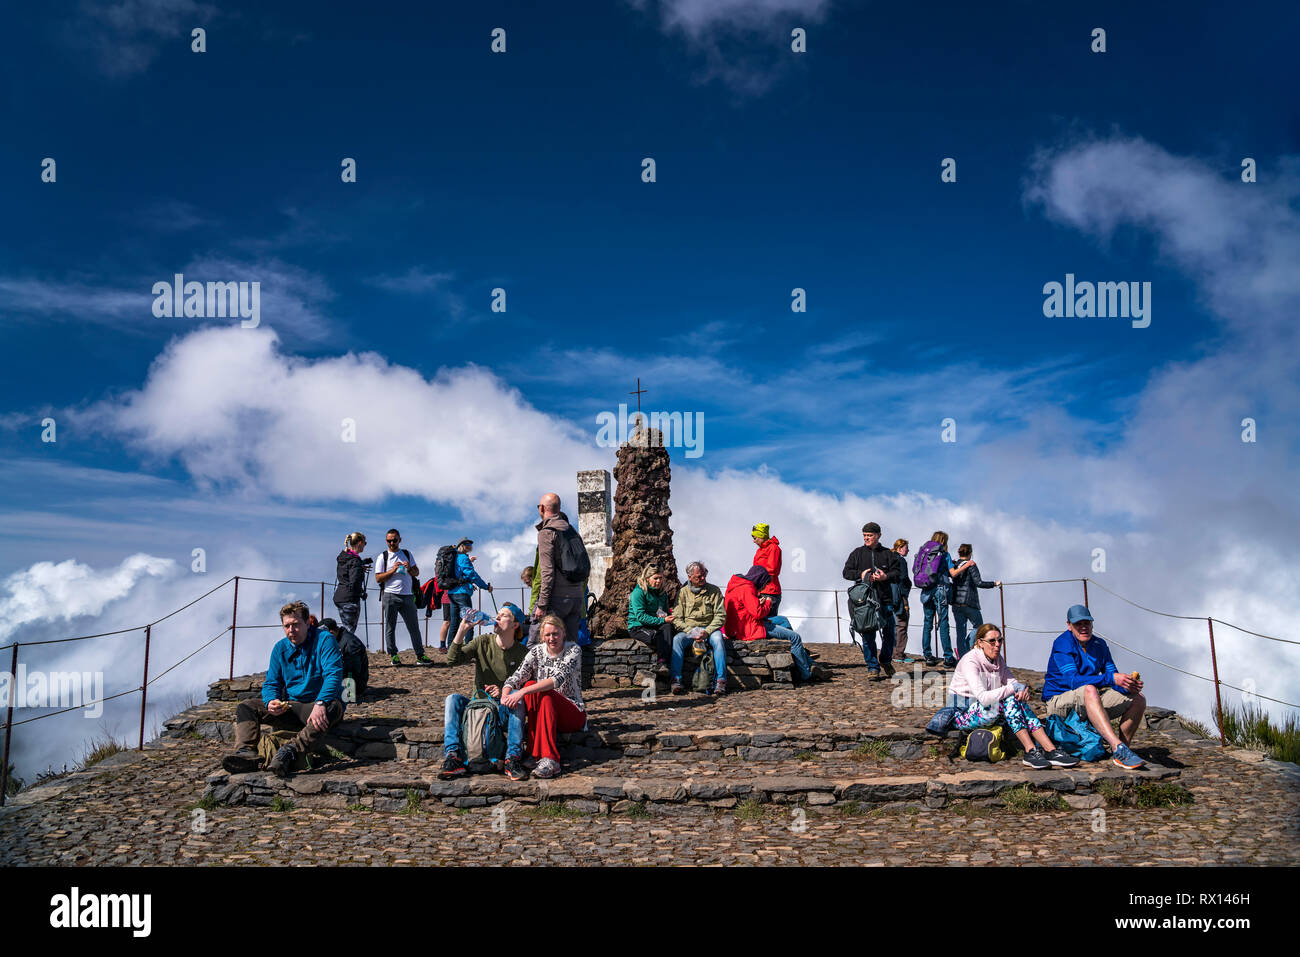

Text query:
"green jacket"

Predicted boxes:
[[673, 582, 725, 632], [628, 584, 669, 629], [446, 632, 529, 695]]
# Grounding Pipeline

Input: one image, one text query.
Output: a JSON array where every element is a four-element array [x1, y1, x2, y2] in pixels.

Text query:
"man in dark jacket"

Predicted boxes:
[[842, 522, 902, 679], [534, 492, 586, 642]]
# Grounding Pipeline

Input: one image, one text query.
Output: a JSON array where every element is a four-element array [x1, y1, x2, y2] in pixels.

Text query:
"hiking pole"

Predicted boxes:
[[489, 586, 499, 615], [362, 567, 371, 650]]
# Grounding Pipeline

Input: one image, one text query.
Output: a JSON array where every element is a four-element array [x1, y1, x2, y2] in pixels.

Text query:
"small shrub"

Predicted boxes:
[[851, 739, 892, 762], [1214, 700, 1300, 765], [1000, 785, 1065, 813], [269, 795, 294, 812], [734, 798, 766, 821], [927, 744, 940, 758], [399, 789, 423, 816]]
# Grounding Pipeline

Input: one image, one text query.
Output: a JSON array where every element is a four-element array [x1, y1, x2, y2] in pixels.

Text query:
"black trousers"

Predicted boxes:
[[630, 623, 674, 663]]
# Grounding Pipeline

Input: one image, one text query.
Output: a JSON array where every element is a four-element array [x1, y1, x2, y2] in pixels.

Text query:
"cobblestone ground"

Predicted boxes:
[[3, 645, 1297, 866]]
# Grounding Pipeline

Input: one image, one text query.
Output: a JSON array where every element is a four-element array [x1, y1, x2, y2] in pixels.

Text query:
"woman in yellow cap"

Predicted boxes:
[[750, 523, 783, 617]]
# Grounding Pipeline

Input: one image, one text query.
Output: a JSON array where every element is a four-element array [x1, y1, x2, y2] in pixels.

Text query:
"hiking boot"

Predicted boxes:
[[221, 749, 261, 774], [267, 744, 298, 778], [923, 656, 939, 667], [655, 659, 670, 676], [390, 654, 402, 666], [1111, 743, 1145, 770], [532, 757, 561, 779], [712, 679, 728, 696], [867, 669, 882, 681], [881, 660, 896, 678], [670, 680, 686, 695], [438, 753, 467, 780], [415, 654, 434, 665], [1021, 747, 1051, 770], [503, 756, 530, 782], [1044, 748, 1079, 768], [941, 657, 958, 668], [810, 664, 830, 682]]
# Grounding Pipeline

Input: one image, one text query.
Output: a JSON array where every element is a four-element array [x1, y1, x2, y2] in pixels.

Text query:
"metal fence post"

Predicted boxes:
[[999, 584, 1007, 658], [321, 581, 326, 622], [1082, 578, 1089, 609], [138, 625, 152, 751], [1207, 618, 1227, 746], [1, 643, 18, 807], [228, 576, 240, 680], [833, 590, 842, 644]]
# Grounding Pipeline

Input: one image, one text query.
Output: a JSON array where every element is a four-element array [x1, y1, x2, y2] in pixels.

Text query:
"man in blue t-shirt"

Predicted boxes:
[[1042, 604, 1147, 769], [221, 601, 345, 777]]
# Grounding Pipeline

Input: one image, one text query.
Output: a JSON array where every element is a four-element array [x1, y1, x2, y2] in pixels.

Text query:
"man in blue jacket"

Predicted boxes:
[[221, 601, 346, 777], [1043, 605, 1146, 769]]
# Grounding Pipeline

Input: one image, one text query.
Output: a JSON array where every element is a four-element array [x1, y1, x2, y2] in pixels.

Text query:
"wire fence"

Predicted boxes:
[[3, 573, 1296, 804]]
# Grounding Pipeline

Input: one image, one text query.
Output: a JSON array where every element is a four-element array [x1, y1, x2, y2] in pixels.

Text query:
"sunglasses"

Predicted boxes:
[[980, 637, 1004, 645]]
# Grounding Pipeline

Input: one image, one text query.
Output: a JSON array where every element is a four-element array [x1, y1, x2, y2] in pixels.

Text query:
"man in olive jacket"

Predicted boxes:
[[533, 492, 586, 642], [669, 561, 728, 695]]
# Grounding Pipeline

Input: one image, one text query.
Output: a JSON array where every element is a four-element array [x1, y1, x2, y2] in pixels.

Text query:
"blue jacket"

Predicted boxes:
[[263, 626, 344, 706], [450, 552, 490, 595], [1042, 631, 1119, 700]]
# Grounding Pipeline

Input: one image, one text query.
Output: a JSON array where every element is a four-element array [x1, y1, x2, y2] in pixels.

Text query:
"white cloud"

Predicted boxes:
[[72, 0, 218, 77]]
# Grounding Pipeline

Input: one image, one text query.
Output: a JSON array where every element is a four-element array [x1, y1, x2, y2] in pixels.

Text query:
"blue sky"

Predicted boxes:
[[1, 1, 1297, 776]]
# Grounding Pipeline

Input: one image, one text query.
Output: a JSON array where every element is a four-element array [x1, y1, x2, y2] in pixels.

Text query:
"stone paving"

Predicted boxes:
[[2, 644, 1297, 865]]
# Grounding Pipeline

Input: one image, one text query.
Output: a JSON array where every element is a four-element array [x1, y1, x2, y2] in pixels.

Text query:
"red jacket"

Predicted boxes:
[[752, 537, 782, 595], [724, 575, 768, 642]]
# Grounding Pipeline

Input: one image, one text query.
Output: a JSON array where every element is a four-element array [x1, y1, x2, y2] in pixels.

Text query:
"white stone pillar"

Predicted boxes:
[[577, 469, 613, 600]]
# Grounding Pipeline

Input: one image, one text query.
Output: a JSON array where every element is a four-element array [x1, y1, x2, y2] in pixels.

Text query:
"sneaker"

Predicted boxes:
[[532, 757, 561, 779], [503, 756, 530, 781], [390, 655, 402, 666], [1021, 747, 1051, 770], [712, 679, 728, 696], [267, 744, 298, 778], [867, 669, 882, 681], [221, 749, 261, 774], [1045, 748, 1080, 768], [941, 657, 958, 668], [438, 753, 467, 780], [923, 656, 939, 667], [1111, 743, 1145, 770], [415, 655, 434, 665], [881, 660, 896, 678], [670, 681, 685, 695]]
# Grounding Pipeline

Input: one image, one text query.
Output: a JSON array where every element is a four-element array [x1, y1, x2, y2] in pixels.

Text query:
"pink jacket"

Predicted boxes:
[[948, 648, 1018, 708]]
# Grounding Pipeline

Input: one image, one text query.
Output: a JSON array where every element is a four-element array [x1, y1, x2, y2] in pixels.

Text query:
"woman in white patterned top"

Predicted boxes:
[[502, 615, 586, 779]]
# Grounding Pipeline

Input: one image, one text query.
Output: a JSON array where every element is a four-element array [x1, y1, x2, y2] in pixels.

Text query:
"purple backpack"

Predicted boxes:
[[912, 540, 946, 589]]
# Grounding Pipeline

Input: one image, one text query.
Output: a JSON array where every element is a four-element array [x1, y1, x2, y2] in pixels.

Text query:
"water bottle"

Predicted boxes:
[[343, 676, 357, 703]]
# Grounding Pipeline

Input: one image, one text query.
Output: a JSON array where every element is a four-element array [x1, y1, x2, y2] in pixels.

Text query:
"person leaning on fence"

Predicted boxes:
[[439, 602, 531, 783], [221, 601, 345, 778], [1042, 605, 1147, 770], [724, 565, 823, 683], [628, 562, 675, 673], [891, 539, 914, 663], [501, 614, 586, 780], [950, 543, 1001, 658], [950, 624, 1079, 770], [333, 531, 368, 634], [669, 561, 728, 696], [842, 521, 903, 680], [750, 523, 783, 617], [375, 528, 431, 666]]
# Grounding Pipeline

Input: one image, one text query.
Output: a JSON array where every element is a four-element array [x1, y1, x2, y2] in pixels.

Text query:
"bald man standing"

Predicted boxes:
[[534, 492, 586, 642]]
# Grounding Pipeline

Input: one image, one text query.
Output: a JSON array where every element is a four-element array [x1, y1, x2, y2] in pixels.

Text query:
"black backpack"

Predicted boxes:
[[434, 545, 462, 590], [320, 621, 369, 698], [555, 525, 590, 584]]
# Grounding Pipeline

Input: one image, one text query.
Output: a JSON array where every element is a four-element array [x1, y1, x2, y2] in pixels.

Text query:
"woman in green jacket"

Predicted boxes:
[[627, 563, 675, 671]]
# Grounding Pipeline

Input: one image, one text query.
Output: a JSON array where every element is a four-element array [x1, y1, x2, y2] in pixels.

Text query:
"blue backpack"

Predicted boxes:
[[1046, 710, 1108, 762]]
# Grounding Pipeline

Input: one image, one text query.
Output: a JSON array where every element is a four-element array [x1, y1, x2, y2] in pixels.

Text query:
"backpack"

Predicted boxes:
[[1046, 711, 1108, 762], [690, 640, 718, 692], [959, 725, 1006, 762], [461, 692, 506, 771], [847, 580, 882, 634], [912, 540, 946, 589], [555, 525, 591, 584], [257, 729, 313, 771], [434, 546, 462, 591], [319, 621, 368, 699]]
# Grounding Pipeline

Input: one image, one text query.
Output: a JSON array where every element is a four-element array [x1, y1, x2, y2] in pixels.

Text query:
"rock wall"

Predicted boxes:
[[591, 637, 798, 692]]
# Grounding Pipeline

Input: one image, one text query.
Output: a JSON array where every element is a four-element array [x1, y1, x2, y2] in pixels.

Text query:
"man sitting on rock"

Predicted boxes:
[[1043, 605, 1147, 769], [669, 561, 728, 696], [221, 601, 346, 777]]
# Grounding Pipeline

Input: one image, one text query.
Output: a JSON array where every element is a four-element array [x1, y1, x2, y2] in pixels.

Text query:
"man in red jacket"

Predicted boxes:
[[724, 565, 821, 682], [750, 523, 783, 617]]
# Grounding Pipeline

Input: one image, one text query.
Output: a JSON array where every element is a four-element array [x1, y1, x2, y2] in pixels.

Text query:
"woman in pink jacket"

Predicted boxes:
[[949, 624, 1078, 770]]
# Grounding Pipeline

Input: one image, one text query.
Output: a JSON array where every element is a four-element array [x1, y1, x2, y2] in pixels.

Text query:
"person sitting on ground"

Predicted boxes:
[[628, 562, 675, 674], [1043, 605, 1147, 769], [950, 543, 1001, 658], [842, 521, 903, 680], [950, 624, 1079, 770], [221, 601, 345, 778], [669, 561, 728, 696], [439, 602, 531, 782], [750, 523, 783, 617], [501, 615, 586, 780], [724, 565, 822, 683]]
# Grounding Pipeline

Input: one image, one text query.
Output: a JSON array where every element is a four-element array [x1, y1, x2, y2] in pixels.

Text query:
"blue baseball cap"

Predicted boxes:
[[500, 602, 525, 626], [1066, 604, 1094, 624]]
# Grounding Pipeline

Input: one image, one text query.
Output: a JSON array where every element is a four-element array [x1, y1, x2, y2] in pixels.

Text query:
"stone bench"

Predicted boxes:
[[591, 637, 798, 691]]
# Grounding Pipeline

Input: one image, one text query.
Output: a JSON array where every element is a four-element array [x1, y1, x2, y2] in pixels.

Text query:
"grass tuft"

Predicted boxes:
[[399, 789, 423, 816], [625, 801, 651, 818], [79, 735, 126, 771], [1000, 784, 1065, 813], [851, 738, 892, 762], [532, 801, 581, 819], [1097, 779, 1192, 808], [269, 795, 294, 812], [1212, 700, 1300, 765], [734, 798, 766, 821]]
